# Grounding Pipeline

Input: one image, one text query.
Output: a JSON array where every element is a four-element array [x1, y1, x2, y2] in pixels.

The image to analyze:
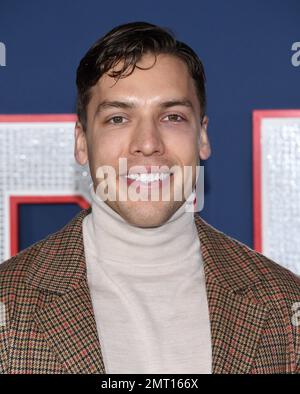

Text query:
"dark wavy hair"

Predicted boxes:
[[76, 21, 206, 131]]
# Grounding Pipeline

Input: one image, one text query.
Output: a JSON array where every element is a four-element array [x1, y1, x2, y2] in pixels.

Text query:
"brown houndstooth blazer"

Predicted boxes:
[[1, 208, 300, 374]]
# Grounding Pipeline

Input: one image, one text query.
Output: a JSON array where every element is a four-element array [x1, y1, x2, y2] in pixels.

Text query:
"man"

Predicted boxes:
[[1, 22, 300, 374]]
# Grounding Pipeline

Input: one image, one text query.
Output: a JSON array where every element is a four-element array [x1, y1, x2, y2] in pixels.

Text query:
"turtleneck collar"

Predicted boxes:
[[87, 183, 201, 266]]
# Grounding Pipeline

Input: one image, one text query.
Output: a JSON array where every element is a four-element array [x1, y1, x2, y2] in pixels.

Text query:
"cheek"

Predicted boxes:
[[88, 134, 124, 173], [168, 134, 198, 165]]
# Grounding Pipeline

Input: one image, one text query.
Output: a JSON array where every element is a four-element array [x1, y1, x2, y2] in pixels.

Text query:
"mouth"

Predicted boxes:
[[121, 172, 174, 190], [126, 171, 171, 181]]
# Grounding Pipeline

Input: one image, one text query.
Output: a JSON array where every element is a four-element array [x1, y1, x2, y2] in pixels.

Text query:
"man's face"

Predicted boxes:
[[75, 53, 210, 227]]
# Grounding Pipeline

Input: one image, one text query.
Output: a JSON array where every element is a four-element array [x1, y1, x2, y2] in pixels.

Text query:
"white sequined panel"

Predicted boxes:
[[0, 121, 92, 262], [261, 117, 300, 275]]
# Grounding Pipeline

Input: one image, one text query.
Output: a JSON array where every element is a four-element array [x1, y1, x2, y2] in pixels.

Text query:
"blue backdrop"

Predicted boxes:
[[0, 0, 299, 250]]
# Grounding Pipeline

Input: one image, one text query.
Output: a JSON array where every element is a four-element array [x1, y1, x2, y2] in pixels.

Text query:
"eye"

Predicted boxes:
[[108, 116, 127, 124], [163, 114, 185, 123]]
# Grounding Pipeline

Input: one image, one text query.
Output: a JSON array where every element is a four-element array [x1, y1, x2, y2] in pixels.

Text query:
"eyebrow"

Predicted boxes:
[[94, 98, 194, 119]]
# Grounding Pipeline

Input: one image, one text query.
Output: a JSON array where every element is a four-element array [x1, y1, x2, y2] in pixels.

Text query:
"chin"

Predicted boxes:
[[128, 217, 166, 229], [122, 201, 173, 228]]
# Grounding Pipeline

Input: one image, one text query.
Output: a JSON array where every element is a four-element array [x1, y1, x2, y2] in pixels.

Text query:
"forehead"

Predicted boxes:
[[90, 53, 199, 105]]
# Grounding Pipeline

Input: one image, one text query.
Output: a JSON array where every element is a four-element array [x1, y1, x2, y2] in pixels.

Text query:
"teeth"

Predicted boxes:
[[125, 173, 171, 183]]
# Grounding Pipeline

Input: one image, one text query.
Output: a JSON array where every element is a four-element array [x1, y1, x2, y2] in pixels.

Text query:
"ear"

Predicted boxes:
[[74, 121, 88, 165], [198, 115, 211, 160]]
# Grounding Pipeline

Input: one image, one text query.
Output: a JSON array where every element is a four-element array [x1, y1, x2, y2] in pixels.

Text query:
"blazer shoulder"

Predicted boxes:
[[0, 208, 90, 296], [221, 226, 300, 299], [0, 235, 48, 296], [195, 215, 300, 300]]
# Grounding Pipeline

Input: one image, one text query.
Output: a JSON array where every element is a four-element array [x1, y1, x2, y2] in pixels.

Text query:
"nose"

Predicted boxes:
[[128, 117, 165, 157]]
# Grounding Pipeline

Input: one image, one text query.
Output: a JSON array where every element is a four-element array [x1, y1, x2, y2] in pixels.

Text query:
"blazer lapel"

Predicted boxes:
[[205, 278, 269, 373], [26, 208, 106, 374], [194, 214, 270, 373], [34, 278, 105, 373]]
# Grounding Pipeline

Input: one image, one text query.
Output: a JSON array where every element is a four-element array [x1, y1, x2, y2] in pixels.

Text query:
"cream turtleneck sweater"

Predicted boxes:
[[82, 184, 212, 374]]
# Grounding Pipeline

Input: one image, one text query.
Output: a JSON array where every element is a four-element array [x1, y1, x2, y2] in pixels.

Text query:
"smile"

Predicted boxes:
[[125, 173, 172, 183]]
